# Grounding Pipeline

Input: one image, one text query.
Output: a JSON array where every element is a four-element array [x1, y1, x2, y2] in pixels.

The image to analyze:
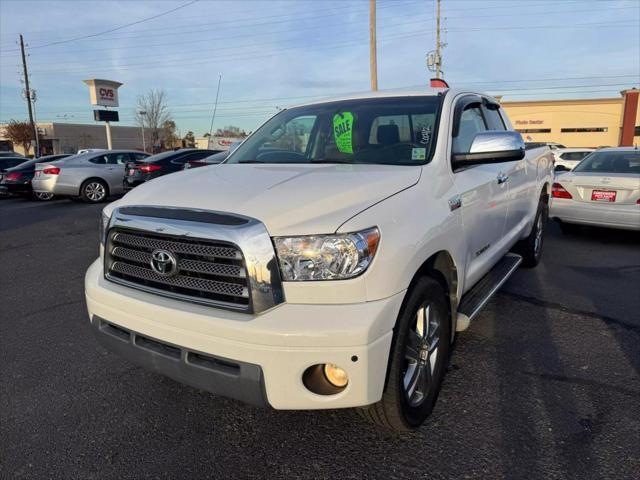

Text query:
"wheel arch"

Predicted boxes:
[[80, 176, 110, 197], [407, 250, 459, 341]]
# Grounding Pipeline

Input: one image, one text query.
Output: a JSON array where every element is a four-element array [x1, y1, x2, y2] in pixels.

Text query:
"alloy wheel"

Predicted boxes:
[[403, 303, 441, 407], [35, 192, 54, 201], [85, 182, 105, 202]]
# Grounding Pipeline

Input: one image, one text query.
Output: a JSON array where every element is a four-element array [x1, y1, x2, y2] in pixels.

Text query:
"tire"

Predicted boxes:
[[80, 179, 108, 203], [515, 197, 548, 268], [558, 221, 579, 235], [33, 191, 55, 201], [359, 276, 451, 432]]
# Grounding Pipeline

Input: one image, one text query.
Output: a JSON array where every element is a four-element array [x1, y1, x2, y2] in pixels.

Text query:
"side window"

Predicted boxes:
[[89, 155, 107, 164], [453, 103, 486, 154], [105, 153, 129, 165], [483, 105, 506, 131], [131, 153, 148, 161]]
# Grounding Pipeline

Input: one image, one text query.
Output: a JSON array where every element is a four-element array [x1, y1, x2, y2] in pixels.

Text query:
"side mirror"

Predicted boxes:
[[554, 164, 569, 172], [452, 131, 525, 169]]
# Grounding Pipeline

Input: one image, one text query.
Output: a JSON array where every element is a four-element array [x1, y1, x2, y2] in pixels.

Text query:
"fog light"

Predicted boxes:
[[323, 363, 348, 388]]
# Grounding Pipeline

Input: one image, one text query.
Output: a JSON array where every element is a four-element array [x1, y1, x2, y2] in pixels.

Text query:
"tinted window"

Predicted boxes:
[[573, 151, 640, 174], [0, 158, 27, 169], [106, 153, 130, 165], [171, 151, 211, 164], [131, 153, 149, 161], [228, 96, 442, 166], [89, 154, 107, 165], [453, 103, 486, 154], [483, 105, 506, 131]]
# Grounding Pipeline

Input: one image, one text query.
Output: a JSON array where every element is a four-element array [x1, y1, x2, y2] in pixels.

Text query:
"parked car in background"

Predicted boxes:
[[183, 150, 229, 169], [552, 148, 595, 172], [0, 155, 28, 174], [0, 154, 71, 200], [32, 150, 149, 203], [0, 151, 25, 158], [124, 148, 221, 189], [525, 141, 566, 150], [182, 141, 241, 169], [77, 148, 107, 154], [550, 147, 640, 232]]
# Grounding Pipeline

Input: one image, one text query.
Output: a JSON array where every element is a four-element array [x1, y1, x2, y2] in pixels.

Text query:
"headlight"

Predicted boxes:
[[100, 210, 110, 245], [273, 227, 379, 281]]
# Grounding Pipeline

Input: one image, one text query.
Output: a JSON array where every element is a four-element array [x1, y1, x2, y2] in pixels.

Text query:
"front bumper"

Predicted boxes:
[[85, 259, 402, 410], [550, 198, 640, 231]]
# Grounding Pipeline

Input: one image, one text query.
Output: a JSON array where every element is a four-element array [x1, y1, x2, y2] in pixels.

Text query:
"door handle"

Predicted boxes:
[[496, 173, 509, 184]]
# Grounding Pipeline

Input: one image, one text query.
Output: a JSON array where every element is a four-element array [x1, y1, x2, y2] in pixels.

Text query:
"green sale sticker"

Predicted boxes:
[[333, 112, 354, 154]]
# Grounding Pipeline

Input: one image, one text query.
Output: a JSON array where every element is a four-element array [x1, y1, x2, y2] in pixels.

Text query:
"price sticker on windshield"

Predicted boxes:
[[333, 112, 354, 154]]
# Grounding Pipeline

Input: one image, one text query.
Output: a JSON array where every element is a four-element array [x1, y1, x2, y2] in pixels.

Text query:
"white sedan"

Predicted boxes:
[[550, 147, 640, 232], [552, 147, 594, 171]]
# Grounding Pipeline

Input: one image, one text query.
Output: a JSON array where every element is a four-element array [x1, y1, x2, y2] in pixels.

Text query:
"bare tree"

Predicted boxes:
[[214, 125, 247, 138], [4, 120, 34, 156], [135, 89, 171, 152]]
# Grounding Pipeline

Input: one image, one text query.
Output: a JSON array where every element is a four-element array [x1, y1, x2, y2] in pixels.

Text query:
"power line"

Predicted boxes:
[[1, 1, 200, 52], [2, 76, 638, 115], [23, 20, 638, 76]]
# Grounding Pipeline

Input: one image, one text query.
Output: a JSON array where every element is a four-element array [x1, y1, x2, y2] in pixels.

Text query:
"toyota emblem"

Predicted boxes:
[[150, 249, 178, 277]]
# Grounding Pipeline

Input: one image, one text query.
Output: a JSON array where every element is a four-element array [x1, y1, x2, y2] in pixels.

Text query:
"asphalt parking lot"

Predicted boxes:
[[1, 196, 639, 479]]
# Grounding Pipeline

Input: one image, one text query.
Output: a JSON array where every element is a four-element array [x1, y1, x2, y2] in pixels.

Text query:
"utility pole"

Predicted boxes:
[[370, 0, 378, 91], [435, 0, 442, 79], [427, 0, 445, 81], [19, 34, 38, 157]]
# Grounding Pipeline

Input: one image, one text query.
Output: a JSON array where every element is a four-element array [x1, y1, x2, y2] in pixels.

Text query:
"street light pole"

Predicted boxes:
[[138, 110, 147, 152], [369, 0, 378, 91]]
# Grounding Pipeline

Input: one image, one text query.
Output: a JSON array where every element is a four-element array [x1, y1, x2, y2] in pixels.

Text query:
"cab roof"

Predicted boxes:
[[289, 87, 501, 110]]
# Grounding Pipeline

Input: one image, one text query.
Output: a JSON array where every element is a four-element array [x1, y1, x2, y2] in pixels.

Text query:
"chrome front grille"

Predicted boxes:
[[105, 228, 251, 310]]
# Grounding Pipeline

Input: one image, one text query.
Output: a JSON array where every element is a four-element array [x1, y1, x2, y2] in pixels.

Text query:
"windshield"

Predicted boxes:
[[573, 150, 640, 174], [227, 96, 442, 166]]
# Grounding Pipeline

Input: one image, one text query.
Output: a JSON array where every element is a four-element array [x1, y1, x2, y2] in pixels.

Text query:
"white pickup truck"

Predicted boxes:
[[86, 88, 553, 431]]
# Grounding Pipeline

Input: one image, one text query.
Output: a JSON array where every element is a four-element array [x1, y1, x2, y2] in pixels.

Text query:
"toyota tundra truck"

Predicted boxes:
[[85, 88, 553, 431]]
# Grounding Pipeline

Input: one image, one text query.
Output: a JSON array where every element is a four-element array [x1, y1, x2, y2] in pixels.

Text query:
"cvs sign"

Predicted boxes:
[[83, 79, 122, 107]]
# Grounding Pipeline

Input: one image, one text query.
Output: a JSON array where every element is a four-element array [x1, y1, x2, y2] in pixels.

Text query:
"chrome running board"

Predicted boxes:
[[456, 253, 522, 331]]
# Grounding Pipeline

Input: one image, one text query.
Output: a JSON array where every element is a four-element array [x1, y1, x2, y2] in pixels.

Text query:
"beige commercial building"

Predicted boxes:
[[0, 122, 146, 156], [501, 89, 640, 148]]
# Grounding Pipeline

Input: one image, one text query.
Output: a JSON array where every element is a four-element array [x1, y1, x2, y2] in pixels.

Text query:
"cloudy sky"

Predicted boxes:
[[0, 0, 638, 136]]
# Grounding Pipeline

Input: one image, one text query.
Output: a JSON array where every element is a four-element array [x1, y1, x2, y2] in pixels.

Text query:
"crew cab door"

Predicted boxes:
[[450, 96, 510, 288], [484, 102, 532, 239], [102, 152, 130, 194]]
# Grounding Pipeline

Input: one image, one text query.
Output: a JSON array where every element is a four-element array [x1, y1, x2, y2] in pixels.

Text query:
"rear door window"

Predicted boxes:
[[483, 105, 506, 131], [105, 153, 129, 165]]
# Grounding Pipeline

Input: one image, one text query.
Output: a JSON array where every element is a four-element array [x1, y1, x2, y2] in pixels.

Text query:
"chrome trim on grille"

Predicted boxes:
[[104, 206, 285, 314]]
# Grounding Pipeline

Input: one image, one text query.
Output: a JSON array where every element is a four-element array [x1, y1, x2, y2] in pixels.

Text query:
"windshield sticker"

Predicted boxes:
[[420, 126, 431, 145], [411, 148, 426, 161], [333, 112, 354, 154]]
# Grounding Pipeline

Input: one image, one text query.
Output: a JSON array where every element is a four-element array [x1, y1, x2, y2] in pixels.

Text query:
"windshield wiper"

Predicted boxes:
[[237, 160, 266, 164], [310, 159, 354, 164]]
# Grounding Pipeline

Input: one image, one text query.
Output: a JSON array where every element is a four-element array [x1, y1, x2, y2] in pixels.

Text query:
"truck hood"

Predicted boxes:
[[114, 163, 421, 235]]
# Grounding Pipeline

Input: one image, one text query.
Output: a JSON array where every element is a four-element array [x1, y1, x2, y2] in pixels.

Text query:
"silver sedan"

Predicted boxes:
[[32, 150, 149, 203], [550, 147, 640, 232]]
